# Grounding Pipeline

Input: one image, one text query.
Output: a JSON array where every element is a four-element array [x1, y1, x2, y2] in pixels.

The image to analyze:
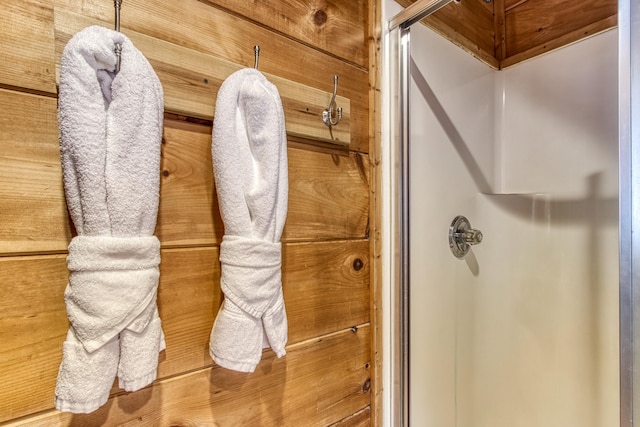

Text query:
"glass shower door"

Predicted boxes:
[[405, 18, 619, 427]]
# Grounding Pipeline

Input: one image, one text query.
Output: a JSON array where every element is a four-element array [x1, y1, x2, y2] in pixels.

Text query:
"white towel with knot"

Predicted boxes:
[[210, 68, 289, 373], [55, 25, 165, 414]]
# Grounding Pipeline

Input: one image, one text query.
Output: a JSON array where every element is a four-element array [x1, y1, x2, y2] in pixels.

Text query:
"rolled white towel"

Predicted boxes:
[[210, 68, 289, 372], [55, 25, 164, 413]]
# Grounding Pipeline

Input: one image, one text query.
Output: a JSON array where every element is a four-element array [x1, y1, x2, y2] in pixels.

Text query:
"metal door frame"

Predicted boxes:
[[619, 0, 638, 425], [387, 0, 638, 425], [387, 2, 457, 426]]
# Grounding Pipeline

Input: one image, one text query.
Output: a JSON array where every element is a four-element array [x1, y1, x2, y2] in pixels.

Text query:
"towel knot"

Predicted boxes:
[[219, 235, 282, 319], [68, 235, 160, 271], [65, 235, 161, 353]]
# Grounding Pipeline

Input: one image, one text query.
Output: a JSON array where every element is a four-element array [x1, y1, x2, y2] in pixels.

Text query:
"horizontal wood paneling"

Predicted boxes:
[[154, 248, 220, 381], [54, 9, 352, 146], [201, 0, 368, 68], [52, 0, 369, 153], [0, 90, 72, 255], [159, 119, 369, 246], [0, 240, 369, 422], [1, 0, 373, 425], [504, 0, 617, 58], [0, 255, 68, 422], [0, 109, 368, 254], [8, 326, 371, 427], [157, 119, 220, 247], [330, 407, 371, 426], [283, 240, 370, 338], [286, 148, 369, 241], [0, 1, 56, 94]]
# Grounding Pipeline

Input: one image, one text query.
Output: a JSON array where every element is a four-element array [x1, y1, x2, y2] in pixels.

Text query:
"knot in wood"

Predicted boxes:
[[314, 9, 327, 26]]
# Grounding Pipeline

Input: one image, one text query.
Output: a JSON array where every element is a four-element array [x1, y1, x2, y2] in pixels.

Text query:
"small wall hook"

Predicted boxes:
[[114, 0, 122, 73], [322, 75, 343, 127], [253, 45, 260, 69]]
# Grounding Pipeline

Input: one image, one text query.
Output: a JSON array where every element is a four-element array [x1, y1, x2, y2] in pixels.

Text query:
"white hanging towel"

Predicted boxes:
[[55, 25, 165, 414], [210, 68, 289, 373]]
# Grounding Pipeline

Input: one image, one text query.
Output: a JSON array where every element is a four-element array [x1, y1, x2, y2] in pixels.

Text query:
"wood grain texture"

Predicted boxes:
[[0, 240, 369, 421], [368, 0, 384, 424], [1, 0, 373, 425], [0, 90, 72, 255], [494, 0, 507, 61], [286, 149, 370, 241], [395, 0, 617, 69], [394, 0, 493, 14], [505, 0, 529, 12], [201, 0, 368, 68], [504, 0, 617, 57], [5, 327, 371, 427], [426, 0, 496, 66], [0, 1, 56, 94], [54, 8, 352, 146], [330, 407, 371, 426], [157, 119, 220, 247], [283, 240, 370, 339], [0, 112, 368, 254], [159, 119, 369, 246], [501, 15, 617, 69], [0, 255, 68, 422], [52, 0, 369, 153], [395, 0, 497, 68], [154, 247, 220, 381]]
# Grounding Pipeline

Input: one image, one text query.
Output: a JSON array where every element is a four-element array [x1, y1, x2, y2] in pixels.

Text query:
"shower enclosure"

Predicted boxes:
[[383, 0, 640, 425]]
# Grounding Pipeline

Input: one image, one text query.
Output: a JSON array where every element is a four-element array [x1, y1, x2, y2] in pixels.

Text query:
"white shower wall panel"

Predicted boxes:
[[408, 20, 495, 427], [499, 30, 619, 198]]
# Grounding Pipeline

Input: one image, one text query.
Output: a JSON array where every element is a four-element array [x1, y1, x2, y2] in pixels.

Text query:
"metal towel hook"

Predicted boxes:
[[114, 0, 122, 73], [253, 45, 260, 69], [322, 75, 343, 127]]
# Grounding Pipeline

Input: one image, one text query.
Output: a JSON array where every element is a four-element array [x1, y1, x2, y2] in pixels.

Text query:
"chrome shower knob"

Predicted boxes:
[[449, 215, 483, 258]]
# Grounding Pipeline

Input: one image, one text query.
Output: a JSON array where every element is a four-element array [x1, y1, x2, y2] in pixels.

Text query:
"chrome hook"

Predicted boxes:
[[114, 0, 122, 73], [322, 75, 343, 127], [253, 45, 260, 69]]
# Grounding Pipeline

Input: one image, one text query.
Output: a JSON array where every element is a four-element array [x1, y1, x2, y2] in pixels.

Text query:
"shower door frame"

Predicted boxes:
[[385, 0, 639, 426], [619, 0, 639, 425], [386, 2, 457, 426]]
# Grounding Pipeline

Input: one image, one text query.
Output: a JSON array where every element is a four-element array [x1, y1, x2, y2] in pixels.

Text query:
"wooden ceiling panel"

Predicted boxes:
[[395, 0, 497, 67], [395, 0, 618, 69], [504, 0, 529, 12], [504, 0, 617, 58]]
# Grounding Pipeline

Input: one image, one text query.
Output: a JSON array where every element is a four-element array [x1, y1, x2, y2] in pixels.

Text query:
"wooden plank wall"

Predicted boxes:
[[394, 0, 617, 69], [0, 0, 377, 425]]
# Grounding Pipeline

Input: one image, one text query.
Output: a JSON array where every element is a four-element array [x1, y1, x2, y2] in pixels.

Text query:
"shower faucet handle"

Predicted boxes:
[[449, 215, 483, 258], [459, 227, 483, 245]]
